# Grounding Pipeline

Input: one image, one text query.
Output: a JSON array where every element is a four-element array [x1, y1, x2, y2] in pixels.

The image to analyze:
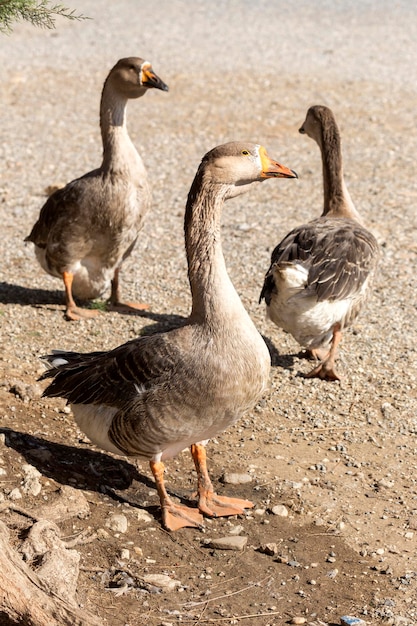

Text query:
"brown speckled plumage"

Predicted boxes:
[[40, 142, 297, 530], [25, 57, 168, 320]]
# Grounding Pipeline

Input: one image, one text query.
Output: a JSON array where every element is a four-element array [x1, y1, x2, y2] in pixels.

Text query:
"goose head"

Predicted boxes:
[[200, 141, 298, 199], [106, 57, 169, 99], [299, 104, 337, 148]]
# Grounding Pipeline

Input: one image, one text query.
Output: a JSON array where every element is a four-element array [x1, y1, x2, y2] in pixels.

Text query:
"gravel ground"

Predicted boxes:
[[1, 2, 417, 625]]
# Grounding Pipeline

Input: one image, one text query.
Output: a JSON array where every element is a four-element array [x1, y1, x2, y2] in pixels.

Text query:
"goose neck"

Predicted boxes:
[[99, 82, 138, 171], [320, 129, 360, 221], [184, 172, 242, 323]]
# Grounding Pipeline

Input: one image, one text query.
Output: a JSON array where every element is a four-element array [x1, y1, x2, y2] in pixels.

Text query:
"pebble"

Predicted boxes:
[[258, 542, 279, 556], [9, 488, 22, 500], [275, 555, 289, 564], [221, 472, 252, 484], [290, 617, 306, 625], [142, 574, 182, 591], [205, 535, 248, 551], [228, 524, 244, 535], [271, 504, 289, 517], [105, 513, 128, 533], [341, 617, 367, 626], [21, 464, 42, 496], [136, 509, 153, 523], [254, 508, 266, 516]]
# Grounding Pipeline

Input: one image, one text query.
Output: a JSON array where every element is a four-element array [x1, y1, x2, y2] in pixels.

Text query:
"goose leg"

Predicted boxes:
[[307, 347, 329, 361], [190, 443, 254, 518], [108, 267, 149, 312], [150, 460, 203, 531], [63, 271, 99, 321], [306, 323, 342, 381]]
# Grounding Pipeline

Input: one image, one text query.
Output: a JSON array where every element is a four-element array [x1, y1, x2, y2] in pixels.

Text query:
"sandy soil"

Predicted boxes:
[[1, 1, 417, 625]]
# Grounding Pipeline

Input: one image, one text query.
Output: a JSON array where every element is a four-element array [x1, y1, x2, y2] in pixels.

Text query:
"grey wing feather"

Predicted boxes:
[[40, 333, 185, 407], [261, 217, 379, 303]]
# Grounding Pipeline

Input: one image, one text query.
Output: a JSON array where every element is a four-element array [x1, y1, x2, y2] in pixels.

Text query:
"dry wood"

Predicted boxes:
[[0, 521, 101, 626]]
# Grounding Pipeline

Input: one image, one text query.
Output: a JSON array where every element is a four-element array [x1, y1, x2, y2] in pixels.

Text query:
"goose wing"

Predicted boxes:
[[25, 172, 98, 247], [40, 331, 189, 407], [261, 217, 379, 303]]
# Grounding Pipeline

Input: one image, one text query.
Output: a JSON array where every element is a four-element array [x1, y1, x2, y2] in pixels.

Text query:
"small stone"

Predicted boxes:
[[120, 549, 130, 560], [275, 555, 289, 564], [327, 556, 336, 563], [96, 528, 110, 540], [105, 513, 128, 533], [271, 504, 289, 517], [259, 542, 279, 556], [254, 508, 265, 516], [290, 617, 306, 624], [142, 573, 181, 591], [136, 509, 153, 523], [221, 472, 252, 485], [341, 617, 367, 626], [133, 546, 143, 557], [378, 478, 394, 489], [327, 568, 338, 579], [375, 548, 384, 555], [21, 464, 42, 496], [228, 524, 244, 535], [9, 488, 22, 501], [205, 535, 248, 551]]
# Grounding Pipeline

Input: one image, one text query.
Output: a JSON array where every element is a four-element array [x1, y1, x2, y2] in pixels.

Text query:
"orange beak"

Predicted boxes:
[[259, 146, 298, 179]]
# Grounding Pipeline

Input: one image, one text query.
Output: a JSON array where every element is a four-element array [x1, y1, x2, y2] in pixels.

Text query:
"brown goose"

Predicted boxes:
[[260, 105, 379, 380], [40, 142, 297, 530], [25, 57, 168, 321]]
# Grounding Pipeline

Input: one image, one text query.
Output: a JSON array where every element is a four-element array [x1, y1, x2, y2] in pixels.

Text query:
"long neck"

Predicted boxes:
[[320, 123, 363, 223], [184, 170, 245, 324], [99, 80, 142, 174]]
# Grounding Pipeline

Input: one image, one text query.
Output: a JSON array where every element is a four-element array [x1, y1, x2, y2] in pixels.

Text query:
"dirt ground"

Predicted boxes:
[[1, 1, 417, 625]]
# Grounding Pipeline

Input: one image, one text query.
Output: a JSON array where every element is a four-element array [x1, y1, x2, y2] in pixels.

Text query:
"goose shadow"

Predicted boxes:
[[0, 281, 187, 330], [261, 334, 297, 370], [0, 427, 196, 519], [0, 282, 63, 306]]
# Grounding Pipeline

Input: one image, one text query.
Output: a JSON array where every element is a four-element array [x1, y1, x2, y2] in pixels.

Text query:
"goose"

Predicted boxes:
[[39, 142, 297, 531], [25, 57, 168, 321], [260, 105, 379, 380]]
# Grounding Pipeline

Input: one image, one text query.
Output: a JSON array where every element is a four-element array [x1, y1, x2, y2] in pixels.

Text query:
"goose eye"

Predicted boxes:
[[241, 150, 250, 156]]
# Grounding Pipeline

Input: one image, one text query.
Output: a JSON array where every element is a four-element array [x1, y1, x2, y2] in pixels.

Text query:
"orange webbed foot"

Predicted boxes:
[[161, 502, 204, 531], [65, 306, 100, 321], [306, 359, 341, 381], [108, 301, 150, 313], [198, 493, 254, 518]]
